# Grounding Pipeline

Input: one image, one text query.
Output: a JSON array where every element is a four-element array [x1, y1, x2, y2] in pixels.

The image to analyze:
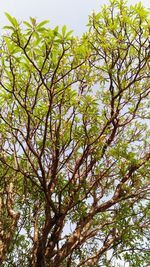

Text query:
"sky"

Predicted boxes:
[[0, 0, 150, 36]]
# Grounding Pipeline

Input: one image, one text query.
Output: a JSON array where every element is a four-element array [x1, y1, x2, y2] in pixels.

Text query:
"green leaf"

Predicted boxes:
[[29, 17, 36, 26], [3, 26, 15, 31], [62, 25, 67, 36], [5, 12, 18, 27], [37, 20, 49, 28], [23, 21, 32, 28], [53, 25, 59, 35], [65, 30, 74, 39]]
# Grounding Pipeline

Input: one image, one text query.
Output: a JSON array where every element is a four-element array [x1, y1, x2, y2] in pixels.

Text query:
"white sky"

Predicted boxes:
[[0, 0, 150, 35]]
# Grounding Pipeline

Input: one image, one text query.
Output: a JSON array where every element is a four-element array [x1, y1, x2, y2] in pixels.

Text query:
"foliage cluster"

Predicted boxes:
[[0, 1, 150, 266]]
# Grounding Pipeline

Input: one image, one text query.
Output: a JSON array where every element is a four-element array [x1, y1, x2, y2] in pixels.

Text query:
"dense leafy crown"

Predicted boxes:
[[0, 1, 150, 266]]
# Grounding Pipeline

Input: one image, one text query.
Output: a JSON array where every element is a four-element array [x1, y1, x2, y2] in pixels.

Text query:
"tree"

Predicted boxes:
[[0, 0, 150, 266]]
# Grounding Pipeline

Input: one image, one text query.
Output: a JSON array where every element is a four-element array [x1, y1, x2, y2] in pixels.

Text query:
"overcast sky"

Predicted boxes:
[[0, 0, 150, 35]]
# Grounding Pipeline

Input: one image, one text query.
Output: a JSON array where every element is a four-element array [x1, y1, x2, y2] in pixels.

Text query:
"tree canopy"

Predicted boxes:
[[0, 0, 150, 266]]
